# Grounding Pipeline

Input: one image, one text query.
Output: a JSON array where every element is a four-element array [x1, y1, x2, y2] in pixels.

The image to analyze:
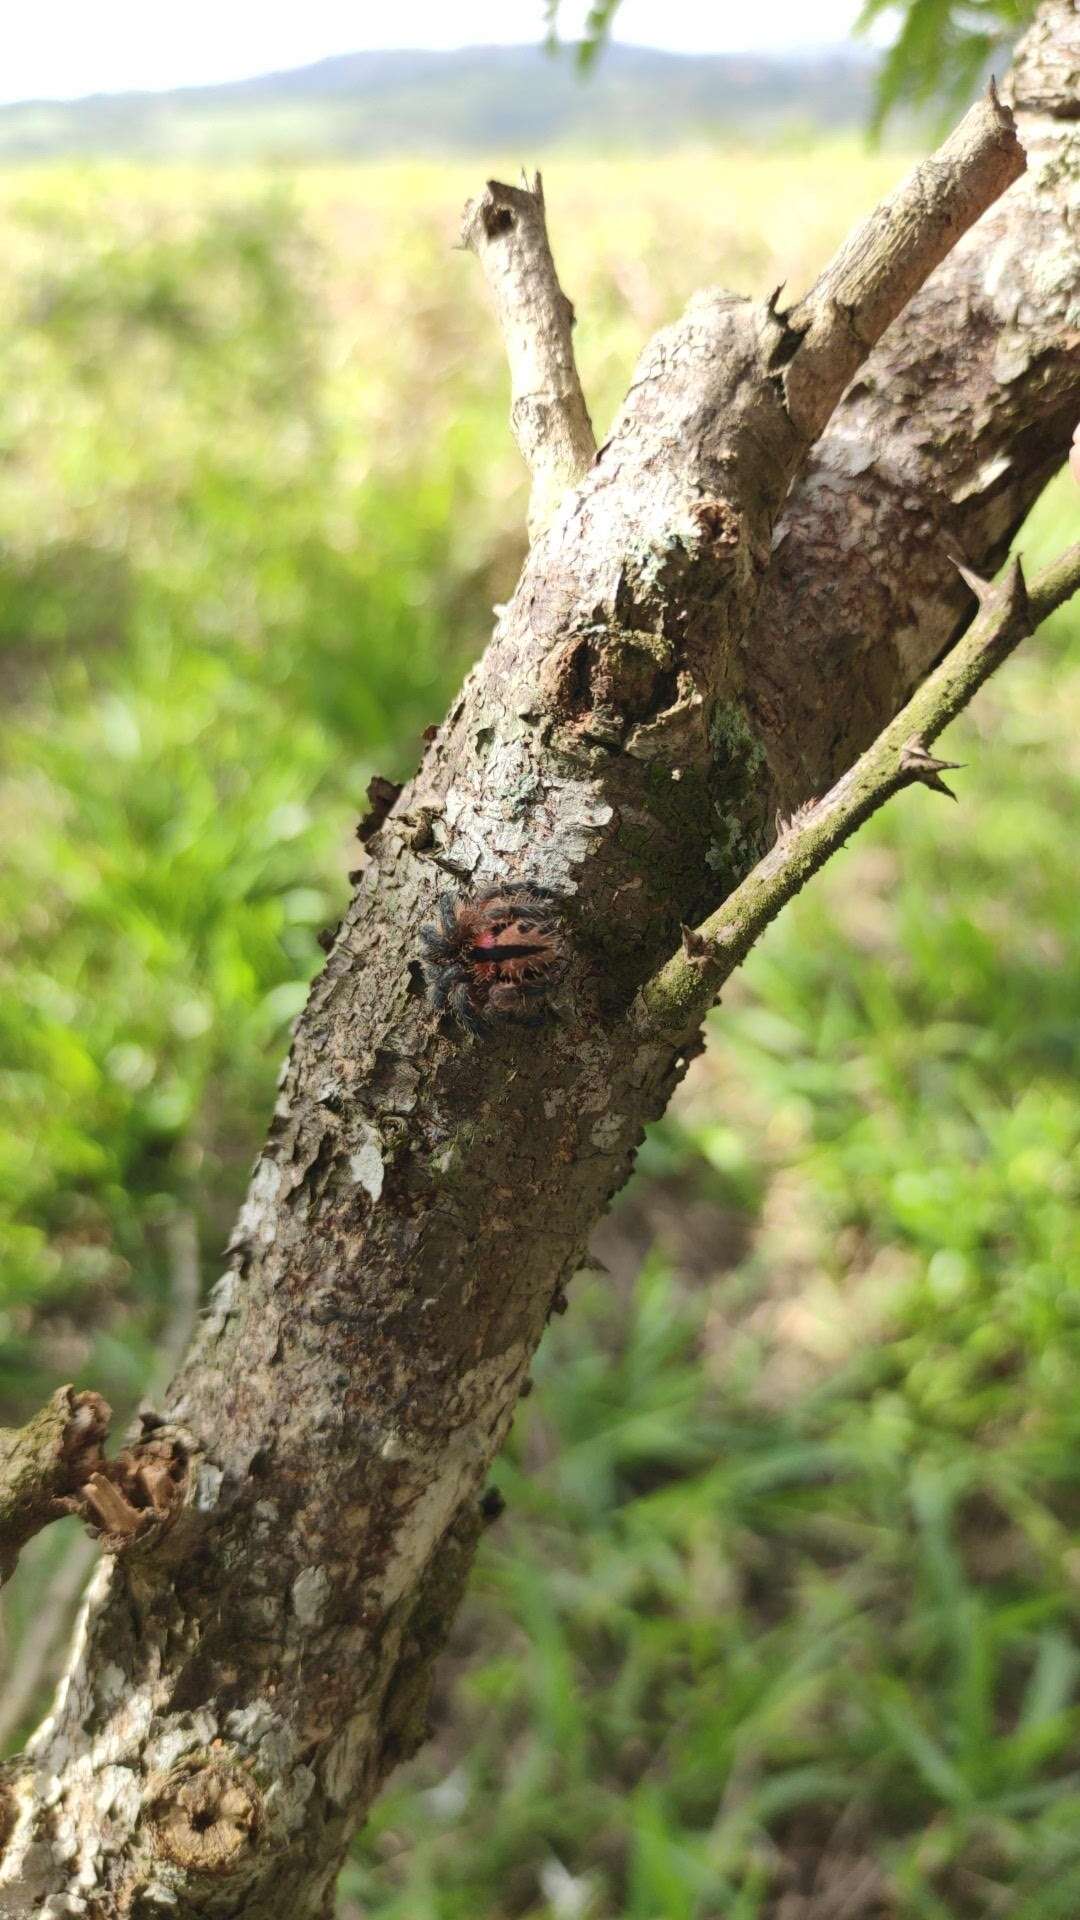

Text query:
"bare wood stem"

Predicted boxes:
[[460, 172, 596, 538], [638, 543, 1080, 1036], [783, 84, 1026, 439]]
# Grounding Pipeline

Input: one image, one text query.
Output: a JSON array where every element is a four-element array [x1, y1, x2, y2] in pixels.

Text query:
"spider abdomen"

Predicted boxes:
[[420, 885, 566, 1034]]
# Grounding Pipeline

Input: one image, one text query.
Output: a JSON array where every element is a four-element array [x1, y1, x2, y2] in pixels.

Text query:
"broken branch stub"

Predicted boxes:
[[460, 172, 597, 539], [0, 1387, 109, 1583]]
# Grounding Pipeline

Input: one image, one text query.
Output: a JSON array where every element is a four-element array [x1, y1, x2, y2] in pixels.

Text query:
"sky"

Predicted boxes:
[[1, 1, 892, 106]]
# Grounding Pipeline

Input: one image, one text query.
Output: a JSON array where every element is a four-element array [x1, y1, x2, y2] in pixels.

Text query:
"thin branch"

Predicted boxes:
[[460, 171, 596, 540], [782, 83, 1025, 439], [637, 542, 1080, 1038]]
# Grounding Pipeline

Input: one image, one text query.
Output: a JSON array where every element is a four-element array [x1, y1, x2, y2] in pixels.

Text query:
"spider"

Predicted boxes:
[[420, 884, 566, 1035]]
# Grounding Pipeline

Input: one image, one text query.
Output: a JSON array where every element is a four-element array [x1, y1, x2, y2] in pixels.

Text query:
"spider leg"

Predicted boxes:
[[438, 893, 460, 942], [449, 979, 487, 1036], [427, 963, 466, 1013], [420, 924, 450, 962]]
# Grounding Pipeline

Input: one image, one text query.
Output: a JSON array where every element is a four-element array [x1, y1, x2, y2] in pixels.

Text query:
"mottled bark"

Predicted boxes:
[[1, 9, 1077, 1917]]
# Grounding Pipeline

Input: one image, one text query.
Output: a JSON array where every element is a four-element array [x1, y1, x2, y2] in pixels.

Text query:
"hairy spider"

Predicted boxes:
[[420, 884, 566, 1035]]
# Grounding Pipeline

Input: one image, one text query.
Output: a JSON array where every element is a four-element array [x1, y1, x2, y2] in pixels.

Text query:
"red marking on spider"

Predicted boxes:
[[420, 885, 567, 1035]]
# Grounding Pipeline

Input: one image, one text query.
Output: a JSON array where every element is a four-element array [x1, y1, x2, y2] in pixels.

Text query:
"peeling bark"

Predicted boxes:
[[1, 9, 1077, 1916]]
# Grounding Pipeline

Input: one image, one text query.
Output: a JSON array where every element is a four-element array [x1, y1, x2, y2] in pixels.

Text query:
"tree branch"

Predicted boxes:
[[747, 1, 1079, 812], [0, 7, 1071, 1911], [638, 542, 1080, 1037], [0, 1388, 109, 1584], [782, 83, 1025, 438], [460, 172, 597, 538]]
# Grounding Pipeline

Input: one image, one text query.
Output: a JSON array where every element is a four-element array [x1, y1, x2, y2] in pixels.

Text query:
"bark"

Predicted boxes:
[[642, 544, 1080, 1034], [1, 9, 1077, 1916], [749, 9, 1080, 805], [0, 1391, 109, 1587], [460, 172, 597, 539]]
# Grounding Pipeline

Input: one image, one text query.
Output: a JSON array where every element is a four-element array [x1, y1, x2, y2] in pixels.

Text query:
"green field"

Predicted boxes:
[[1, 147, 1078, 1918]]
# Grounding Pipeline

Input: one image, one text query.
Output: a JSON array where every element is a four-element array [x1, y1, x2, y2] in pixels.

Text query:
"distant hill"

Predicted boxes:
[[0, 44, 878, 163]]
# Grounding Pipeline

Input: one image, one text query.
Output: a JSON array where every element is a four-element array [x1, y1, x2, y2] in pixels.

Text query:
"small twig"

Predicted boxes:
[[637, 542, 1080, 1038], [782, 84, 1025, 439], [460, 172, 597, 540]]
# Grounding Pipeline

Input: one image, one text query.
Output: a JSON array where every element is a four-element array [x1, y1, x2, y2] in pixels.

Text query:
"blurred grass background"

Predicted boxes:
[[0, 145, 1077, 1919]]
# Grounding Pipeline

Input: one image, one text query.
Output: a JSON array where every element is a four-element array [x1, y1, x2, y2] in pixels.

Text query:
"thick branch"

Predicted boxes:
[[0, 7, 1072, 1914], [461, 172, 596, 538], [783, 84, 1025, 438], [639, 543, 1080, 1036], [0, 1388, 109, 1583]]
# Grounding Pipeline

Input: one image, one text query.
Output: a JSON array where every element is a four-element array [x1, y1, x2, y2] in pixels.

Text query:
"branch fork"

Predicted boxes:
[[638, 543, 1080, 1038], [2, 11, 1076, 1905]]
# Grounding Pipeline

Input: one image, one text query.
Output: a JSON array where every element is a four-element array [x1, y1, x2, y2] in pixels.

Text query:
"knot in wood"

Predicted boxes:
[[482, 197, 515, 238], [691, 496, 740, 547], [148, 1762, 260, 1876]]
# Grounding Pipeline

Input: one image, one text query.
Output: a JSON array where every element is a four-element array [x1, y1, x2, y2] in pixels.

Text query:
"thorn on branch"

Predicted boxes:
[[997, 554, 1030, 629], [952, 552, 1029, 629], [774, 798, 820, 845], [680, 924, 714, 971], [900, 735, 964, 799], [952, 556, 996, 605]]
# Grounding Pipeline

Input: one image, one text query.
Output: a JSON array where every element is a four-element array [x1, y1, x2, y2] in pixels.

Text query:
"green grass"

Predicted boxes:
[[0, 150, 1078, 1918]]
